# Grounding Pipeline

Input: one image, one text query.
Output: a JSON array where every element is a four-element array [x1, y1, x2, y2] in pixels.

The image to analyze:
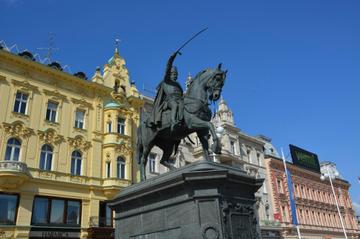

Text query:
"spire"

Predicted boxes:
[[115, 38, 120, 55], [216, 97, 235, 125], [185, 73, 193, 92], [91, 66, 104, 84]]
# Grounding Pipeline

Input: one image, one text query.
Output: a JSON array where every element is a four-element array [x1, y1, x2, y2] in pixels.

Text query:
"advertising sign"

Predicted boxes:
[[289, 144, 320, 173]]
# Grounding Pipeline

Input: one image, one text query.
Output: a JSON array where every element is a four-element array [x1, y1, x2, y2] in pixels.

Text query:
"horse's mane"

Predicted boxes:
[[187, 68, 216, 93]]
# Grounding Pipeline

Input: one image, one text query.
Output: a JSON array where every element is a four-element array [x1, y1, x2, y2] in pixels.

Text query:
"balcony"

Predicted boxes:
[[88, 217, 114, 239], [0, 161, 31, 189], [102, 178, 131, 197]]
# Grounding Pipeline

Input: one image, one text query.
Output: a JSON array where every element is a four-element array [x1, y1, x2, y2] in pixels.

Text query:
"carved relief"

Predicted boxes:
[[11, 79, 39, 92], [71, 97, 93, 109], [68, 135, 92, 151], [0, 75, 6, 82], [115, 140, 132, 155], [38, 129, 64, 145], [2, 121, 34, 138], [43, 89, 67, 101], [221, 199, 260, 239]]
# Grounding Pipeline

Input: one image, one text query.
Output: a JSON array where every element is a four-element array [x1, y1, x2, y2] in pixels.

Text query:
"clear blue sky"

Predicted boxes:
[[1, 0, 359, 213]]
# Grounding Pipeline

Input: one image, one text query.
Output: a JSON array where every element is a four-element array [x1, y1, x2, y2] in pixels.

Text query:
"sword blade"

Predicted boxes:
[[176, 27, 208, 53]]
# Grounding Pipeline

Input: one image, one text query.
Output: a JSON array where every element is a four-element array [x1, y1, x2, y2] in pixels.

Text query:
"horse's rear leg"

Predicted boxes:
[[140, 142, 154, 181], [160, 144, 177, 171]]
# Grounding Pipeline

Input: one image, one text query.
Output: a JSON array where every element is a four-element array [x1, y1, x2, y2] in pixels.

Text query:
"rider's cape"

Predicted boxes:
[[147, 80, 183, 129], [147, 81, 166, 128]]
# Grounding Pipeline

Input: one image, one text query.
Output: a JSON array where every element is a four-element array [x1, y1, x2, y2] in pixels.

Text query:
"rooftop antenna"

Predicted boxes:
[[37, 32, 59, 63]]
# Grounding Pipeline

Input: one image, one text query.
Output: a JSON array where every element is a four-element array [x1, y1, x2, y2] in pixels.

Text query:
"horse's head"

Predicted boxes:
[[206, 63, 227, 102]]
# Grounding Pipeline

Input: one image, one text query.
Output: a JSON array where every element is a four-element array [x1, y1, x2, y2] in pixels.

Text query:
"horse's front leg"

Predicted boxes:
[[189, 117, 222, 155], [197, 131, 210, 161]]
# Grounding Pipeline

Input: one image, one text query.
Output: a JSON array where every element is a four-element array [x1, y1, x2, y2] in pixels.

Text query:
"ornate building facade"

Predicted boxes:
[[265, 155, 360, 238], [0, 47, 143, 238]]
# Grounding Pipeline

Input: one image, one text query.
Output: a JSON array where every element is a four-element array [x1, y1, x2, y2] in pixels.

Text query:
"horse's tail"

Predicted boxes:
[[136, 125, 143, 165]]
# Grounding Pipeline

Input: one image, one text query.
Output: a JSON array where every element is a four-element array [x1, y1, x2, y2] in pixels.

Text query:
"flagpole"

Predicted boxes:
[[281, 148, 302, 239]]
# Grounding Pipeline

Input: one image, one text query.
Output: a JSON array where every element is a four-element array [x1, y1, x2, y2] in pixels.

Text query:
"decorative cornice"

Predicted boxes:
[[38, 129, 64, 145], [2, 121, 34, 138], [11, 79, 39, 92], [71, 98, 93, 109], [43, 89, 67, 101], [68, 135, 92, 151]]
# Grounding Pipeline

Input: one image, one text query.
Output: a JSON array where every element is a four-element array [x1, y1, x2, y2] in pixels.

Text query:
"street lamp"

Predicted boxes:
[[320, 164, 348, 239]]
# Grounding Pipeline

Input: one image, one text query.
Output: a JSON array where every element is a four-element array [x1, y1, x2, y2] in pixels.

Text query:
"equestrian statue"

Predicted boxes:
[[136, 30, 227, 181]]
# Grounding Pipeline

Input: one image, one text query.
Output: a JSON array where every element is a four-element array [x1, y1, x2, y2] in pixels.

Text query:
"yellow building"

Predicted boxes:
[[0, 47, 143, 238]]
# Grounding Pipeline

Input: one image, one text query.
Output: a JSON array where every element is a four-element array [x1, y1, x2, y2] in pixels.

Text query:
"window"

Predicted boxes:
[[256, 152, 261, 165], [149, 153, 156, 173], [277, 179, 283, 193], [107, 121, 112, 133], [71, 151, 82, 176], [13, 91, 28, 114], [32, 196, 81, 225], [67, 201, 81, 224], [117, 117, 125, 134], [0, 193, 18, 225], [282, 206, 287, 222], [40, 144, 53, 171], [246, 148, 251, 162], [99, 201, 113, 227], [46, 101, 58, 122], [75, 110, 85, 129], [50, 199, 64, 223], [230, 140, 237, 155], [106, 161, 111, 178], [5, 138, 21, 161], [117, 157, 125, 179]]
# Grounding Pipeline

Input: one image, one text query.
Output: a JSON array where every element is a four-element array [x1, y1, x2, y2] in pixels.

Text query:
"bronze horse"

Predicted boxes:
[[137, 64, 227, 181]]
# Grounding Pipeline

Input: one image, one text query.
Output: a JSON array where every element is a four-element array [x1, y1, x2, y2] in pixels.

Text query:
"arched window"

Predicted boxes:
[[117, 157, 125, 179], [5, 138, 21, 161], [71, 151, 82, 176], [40, 144, 53, 171]]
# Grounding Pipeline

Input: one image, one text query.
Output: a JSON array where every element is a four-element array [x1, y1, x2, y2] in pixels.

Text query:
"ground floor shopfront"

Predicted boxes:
[[0, 170, 129, 239], [0, 190, 116, 239]]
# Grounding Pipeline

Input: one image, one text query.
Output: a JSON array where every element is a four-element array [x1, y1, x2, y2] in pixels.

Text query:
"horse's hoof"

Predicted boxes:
[[161, 161, 177, 171], [211, 144, 222, 154]]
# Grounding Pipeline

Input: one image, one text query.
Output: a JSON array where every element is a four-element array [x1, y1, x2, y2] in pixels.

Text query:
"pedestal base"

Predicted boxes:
[[109, 160, 264, 239]]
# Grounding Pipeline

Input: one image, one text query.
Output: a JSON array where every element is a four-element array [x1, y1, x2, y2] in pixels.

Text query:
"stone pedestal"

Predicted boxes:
[[109, 160, 263, 239]]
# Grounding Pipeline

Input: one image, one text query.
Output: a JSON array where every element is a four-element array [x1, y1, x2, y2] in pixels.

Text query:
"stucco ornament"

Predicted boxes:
[[68, 135, 92, 151], [38, 129, 64, 145], [3, 121, 34, 138]]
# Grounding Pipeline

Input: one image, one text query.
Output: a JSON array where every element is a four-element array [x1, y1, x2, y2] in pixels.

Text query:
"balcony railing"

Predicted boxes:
[[0, 160, 31, 188], [89, 216, 113, 228], [0, 161, 30, 174]]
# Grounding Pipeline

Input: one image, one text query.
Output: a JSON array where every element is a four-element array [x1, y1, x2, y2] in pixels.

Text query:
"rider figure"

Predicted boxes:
[[148, 52, 183, 132]]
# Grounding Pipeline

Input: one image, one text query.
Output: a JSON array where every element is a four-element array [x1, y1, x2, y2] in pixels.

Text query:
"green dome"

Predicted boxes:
[[104, 102, 120, 109]]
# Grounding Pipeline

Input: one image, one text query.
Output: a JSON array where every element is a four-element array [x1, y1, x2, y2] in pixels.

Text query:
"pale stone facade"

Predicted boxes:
[[265, 155, 360, 238], [0, 47, 143, 238]]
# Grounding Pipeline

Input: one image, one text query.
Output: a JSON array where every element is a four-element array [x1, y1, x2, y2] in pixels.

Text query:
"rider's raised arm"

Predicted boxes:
[[164, 52, 178, 82]]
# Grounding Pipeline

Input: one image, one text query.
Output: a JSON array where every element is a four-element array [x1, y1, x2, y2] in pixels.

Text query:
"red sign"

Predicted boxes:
[[274, 213, 281, 221]]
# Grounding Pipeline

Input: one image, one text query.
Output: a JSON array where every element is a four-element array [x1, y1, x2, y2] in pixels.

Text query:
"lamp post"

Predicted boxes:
[[212, 125, 224, 162], [320, 165, 348, 239]]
